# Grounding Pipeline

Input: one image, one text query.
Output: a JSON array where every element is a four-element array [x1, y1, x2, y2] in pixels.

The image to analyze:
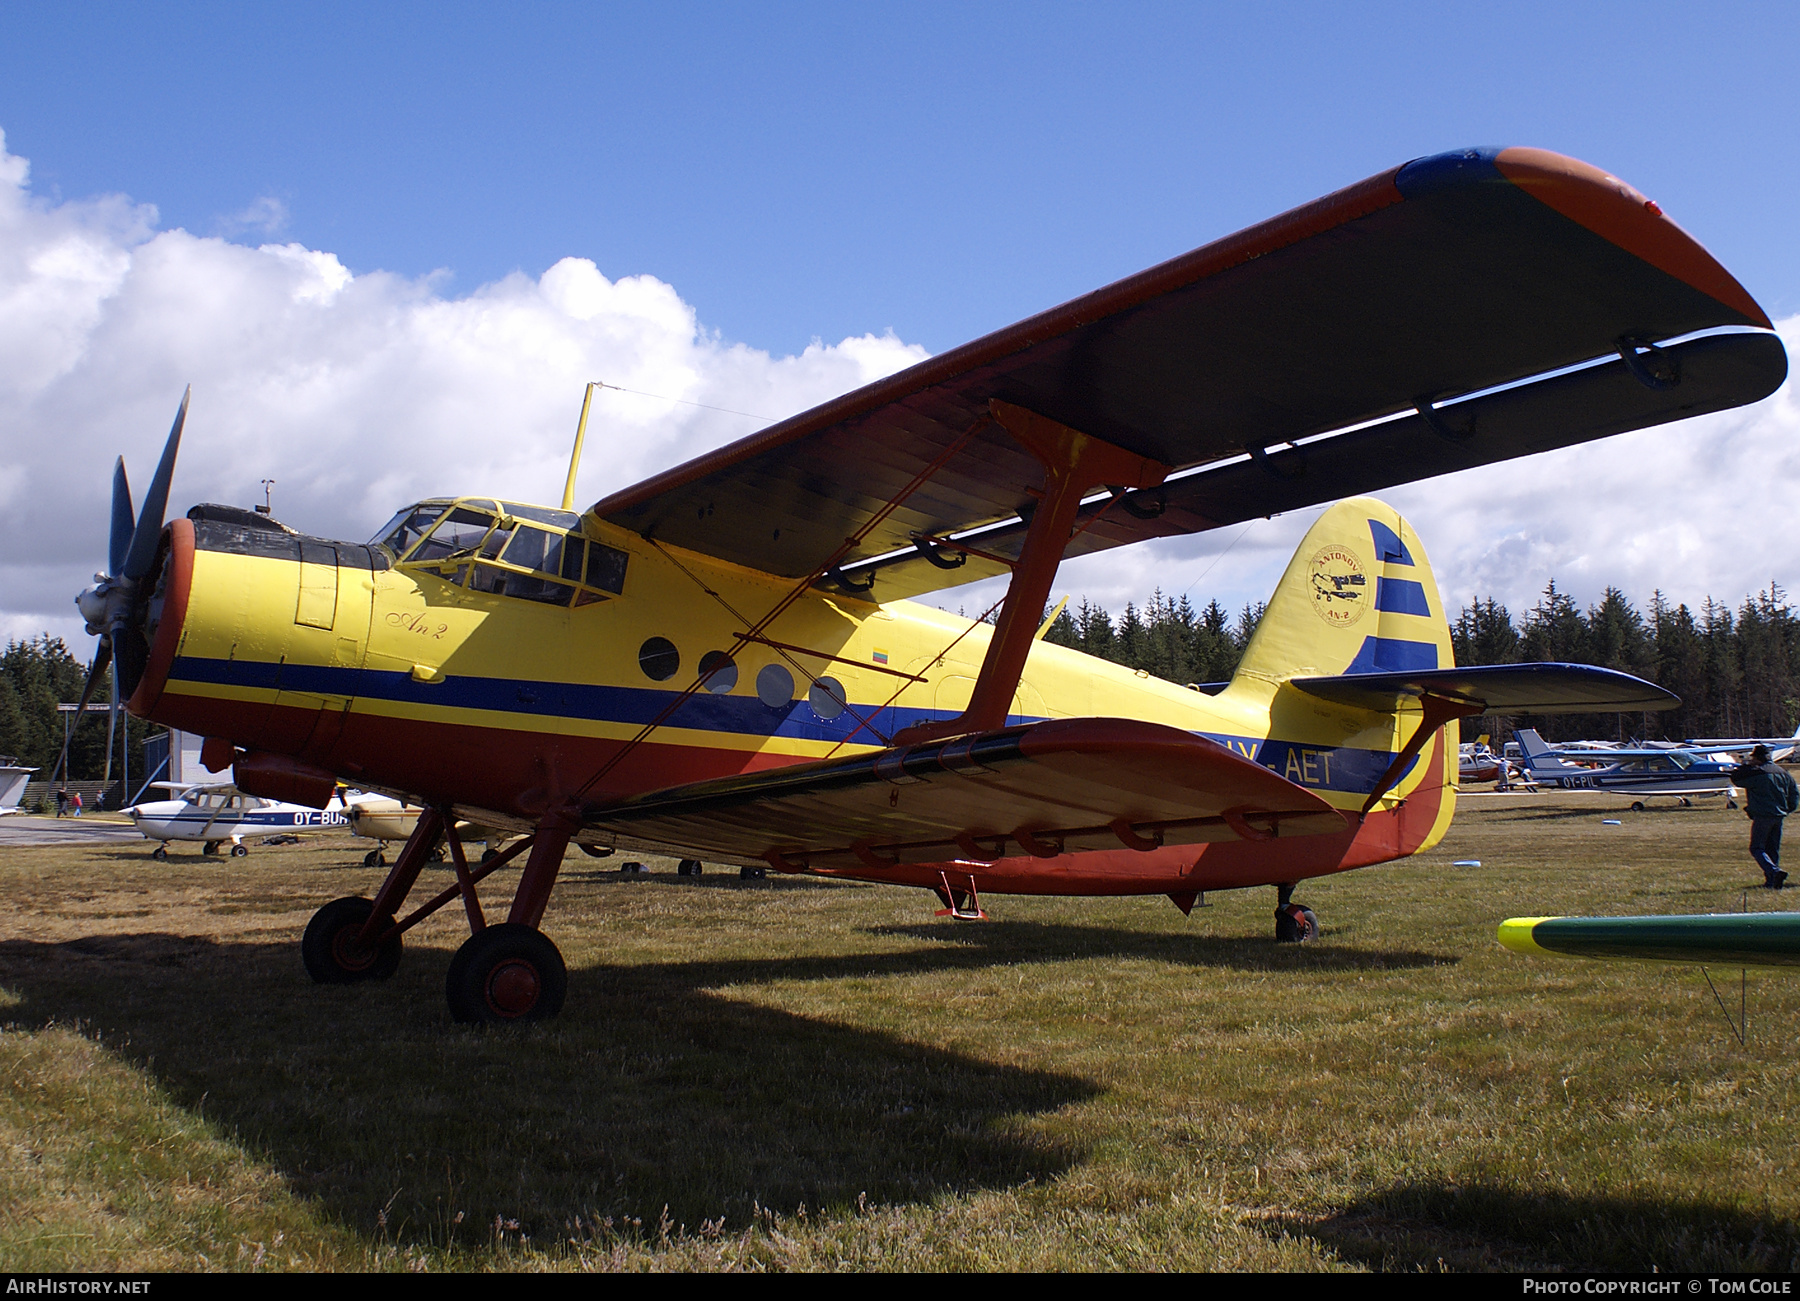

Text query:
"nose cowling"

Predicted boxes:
[[124, 519, 192, 717]]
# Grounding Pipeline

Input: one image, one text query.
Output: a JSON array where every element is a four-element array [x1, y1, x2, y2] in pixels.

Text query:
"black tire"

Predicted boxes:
[[740, 865, 766, 880], [678, 859, 703, 876], [362, 849, 380, 867], [445, 924, 567, 1023], [428, 847, 446, 864], [151, 845, 168, 862], [203, 840, 220, 856], [1274, 903, 1318, 943], [231, 843, 249, 857], [579, 843, 613, 859], [302, 896, 403, 984], [480, 847, 497, 864], [1630, 801, 1645, 812], [1680, 798, 1693, 808], [1729, 799, 1740, 810]]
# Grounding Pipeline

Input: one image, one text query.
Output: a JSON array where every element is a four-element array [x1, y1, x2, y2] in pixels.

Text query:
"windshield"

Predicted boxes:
[[411, 507, 498, 563], [371, 502, 451, 558]]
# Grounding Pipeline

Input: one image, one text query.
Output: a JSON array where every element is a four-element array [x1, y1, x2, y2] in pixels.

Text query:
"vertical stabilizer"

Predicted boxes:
[[1230, 497, 1453, 692]]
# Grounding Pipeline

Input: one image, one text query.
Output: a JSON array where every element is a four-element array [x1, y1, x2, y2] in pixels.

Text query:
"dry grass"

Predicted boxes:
[[0, 792, 1796, 1271]]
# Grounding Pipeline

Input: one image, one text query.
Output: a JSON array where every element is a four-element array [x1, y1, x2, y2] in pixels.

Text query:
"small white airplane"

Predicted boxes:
[[124, 782, 358, 858], [1513, 729, 1743, 808]]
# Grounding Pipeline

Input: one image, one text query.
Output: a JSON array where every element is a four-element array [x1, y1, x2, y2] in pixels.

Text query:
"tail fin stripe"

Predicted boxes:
[[1374, 577, 1432, 616], [1346, 636, 1439, 675], [1368, 519, 1415, 565]]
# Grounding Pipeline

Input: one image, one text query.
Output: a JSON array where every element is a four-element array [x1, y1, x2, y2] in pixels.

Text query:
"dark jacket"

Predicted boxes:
[[1730, 761, 1800, 819]]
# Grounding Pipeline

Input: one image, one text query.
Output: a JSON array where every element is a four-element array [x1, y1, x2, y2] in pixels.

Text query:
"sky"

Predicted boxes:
[[2, 1, 1798, 653]]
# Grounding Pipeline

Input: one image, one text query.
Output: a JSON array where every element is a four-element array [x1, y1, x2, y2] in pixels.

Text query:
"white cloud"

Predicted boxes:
[[0, 123, 1792, 660], [0, 130, 925, 651], [217, 195, 289, 240]]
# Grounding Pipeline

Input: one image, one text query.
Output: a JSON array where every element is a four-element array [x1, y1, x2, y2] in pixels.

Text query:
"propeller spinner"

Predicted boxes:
[[56, 387, 190, 787]]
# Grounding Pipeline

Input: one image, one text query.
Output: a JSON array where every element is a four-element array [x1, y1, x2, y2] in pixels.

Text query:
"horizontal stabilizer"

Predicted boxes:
[[583, 717, 1346, 870], [1290, 662, 1677, 714], [1499, 913, 1800, 968]]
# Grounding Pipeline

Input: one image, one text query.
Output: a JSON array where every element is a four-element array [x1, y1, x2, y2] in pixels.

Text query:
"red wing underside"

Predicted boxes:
[[582, 718, 1345, 871]]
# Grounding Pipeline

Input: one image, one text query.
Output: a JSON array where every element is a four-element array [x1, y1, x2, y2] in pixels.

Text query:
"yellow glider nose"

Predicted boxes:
[[1497, 917, 1562, 956]]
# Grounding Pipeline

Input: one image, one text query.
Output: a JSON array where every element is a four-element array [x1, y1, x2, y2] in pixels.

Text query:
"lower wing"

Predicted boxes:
[[583, 717, 1346, 871]]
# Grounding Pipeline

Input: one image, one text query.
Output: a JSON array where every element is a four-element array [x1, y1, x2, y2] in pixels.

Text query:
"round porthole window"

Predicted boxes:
[[809, 676, 847, 719], [638, 637, 680, 682], [756, 663, 794, 708], [699, 650, 738, 694]]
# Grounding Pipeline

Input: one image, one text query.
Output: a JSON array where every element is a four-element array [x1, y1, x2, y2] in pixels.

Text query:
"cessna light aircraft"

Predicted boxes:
[[72, 147, 1786, 1022], [124, 782, 356, 859], [1514, 728, 1746, 807]]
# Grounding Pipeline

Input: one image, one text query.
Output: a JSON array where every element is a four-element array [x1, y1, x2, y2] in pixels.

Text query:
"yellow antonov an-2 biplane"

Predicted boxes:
[[74, 147, 1786, 1022]]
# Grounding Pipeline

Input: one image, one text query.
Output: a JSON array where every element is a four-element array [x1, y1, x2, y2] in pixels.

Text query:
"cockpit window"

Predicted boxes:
[[372, 502, 451, 558], [389, 497, 629, 607], [411, 507, 498, 563]]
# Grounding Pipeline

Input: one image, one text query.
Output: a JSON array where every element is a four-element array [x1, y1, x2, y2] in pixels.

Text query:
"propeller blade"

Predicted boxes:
[[50, 639, 112, 786], [103, 673, 119, 788], [122, 386, 189, 580], [109, 456, 135, 578]]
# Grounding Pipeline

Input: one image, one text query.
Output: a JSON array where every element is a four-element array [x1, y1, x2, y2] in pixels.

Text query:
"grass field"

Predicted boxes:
[[1, 793, 1796, 1272]]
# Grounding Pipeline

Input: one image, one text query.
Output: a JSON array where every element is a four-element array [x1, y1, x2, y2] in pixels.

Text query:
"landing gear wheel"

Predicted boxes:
[[151, 845, 168, 862], [1680, 798, 1693, 808], [579, 844, 613, 859], [740, 865, 766, 880], [428, 847, 446, 864], [230, 843, 249, 857], [1630, 801, 1645, 812], [202, 840, 221, 856], [1729, 799, 1740, 810], [677, 859, 704, 877], [445, 924, 567, 1023], [480, 847, 497, 864], [1275, 902, 1318, 943], [362, 849, 385, 867], [302, 896, 402, 984]]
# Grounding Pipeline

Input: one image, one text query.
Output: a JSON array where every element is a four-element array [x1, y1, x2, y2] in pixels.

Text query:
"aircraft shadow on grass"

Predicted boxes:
[[1263, 1181, 1800, 1272], [0, 930, 1102, 1244]]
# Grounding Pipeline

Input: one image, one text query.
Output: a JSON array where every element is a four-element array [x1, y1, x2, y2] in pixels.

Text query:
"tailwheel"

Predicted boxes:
[[445, 924, 567, 1023], [150, 845, 168, 861], [302, 896, 403, 984], [1274, 902, 1318, 943]]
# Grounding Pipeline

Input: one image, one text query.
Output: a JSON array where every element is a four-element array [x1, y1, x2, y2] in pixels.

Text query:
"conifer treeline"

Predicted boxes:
[[1041, 582, 1800, 744], [0, 635, 149, 782]]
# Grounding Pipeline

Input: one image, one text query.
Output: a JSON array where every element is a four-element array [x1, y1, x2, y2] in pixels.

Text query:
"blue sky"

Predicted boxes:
[[2, 2, 1797, 645], [5, 2, 1797, 352]]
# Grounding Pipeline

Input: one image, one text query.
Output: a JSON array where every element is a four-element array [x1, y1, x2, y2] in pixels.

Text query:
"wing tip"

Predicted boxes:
[[1399, 145, 1771, 328], [1497, 916, 1559, 956]]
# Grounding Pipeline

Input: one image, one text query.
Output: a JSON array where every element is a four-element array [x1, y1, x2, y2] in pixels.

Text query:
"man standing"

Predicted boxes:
[[1730, 744, 1800, 889]]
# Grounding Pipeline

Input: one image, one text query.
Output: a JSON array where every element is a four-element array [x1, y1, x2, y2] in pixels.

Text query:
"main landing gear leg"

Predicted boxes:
[[302, 806, 444, 983], [444, 807, 574, 1024], [1274, 881, 1318, 943]]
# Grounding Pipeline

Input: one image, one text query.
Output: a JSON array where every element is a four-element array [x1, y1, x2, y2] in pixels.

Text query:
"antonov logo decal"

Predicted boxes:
[[1308, 545, 1367, 627]]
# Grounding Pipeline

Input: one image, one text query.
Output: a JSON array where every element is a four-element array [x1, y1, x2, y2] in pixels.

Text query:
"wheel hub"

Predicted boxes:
[[486, 959, 541, 1016], [331, 926, 378, 972]]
